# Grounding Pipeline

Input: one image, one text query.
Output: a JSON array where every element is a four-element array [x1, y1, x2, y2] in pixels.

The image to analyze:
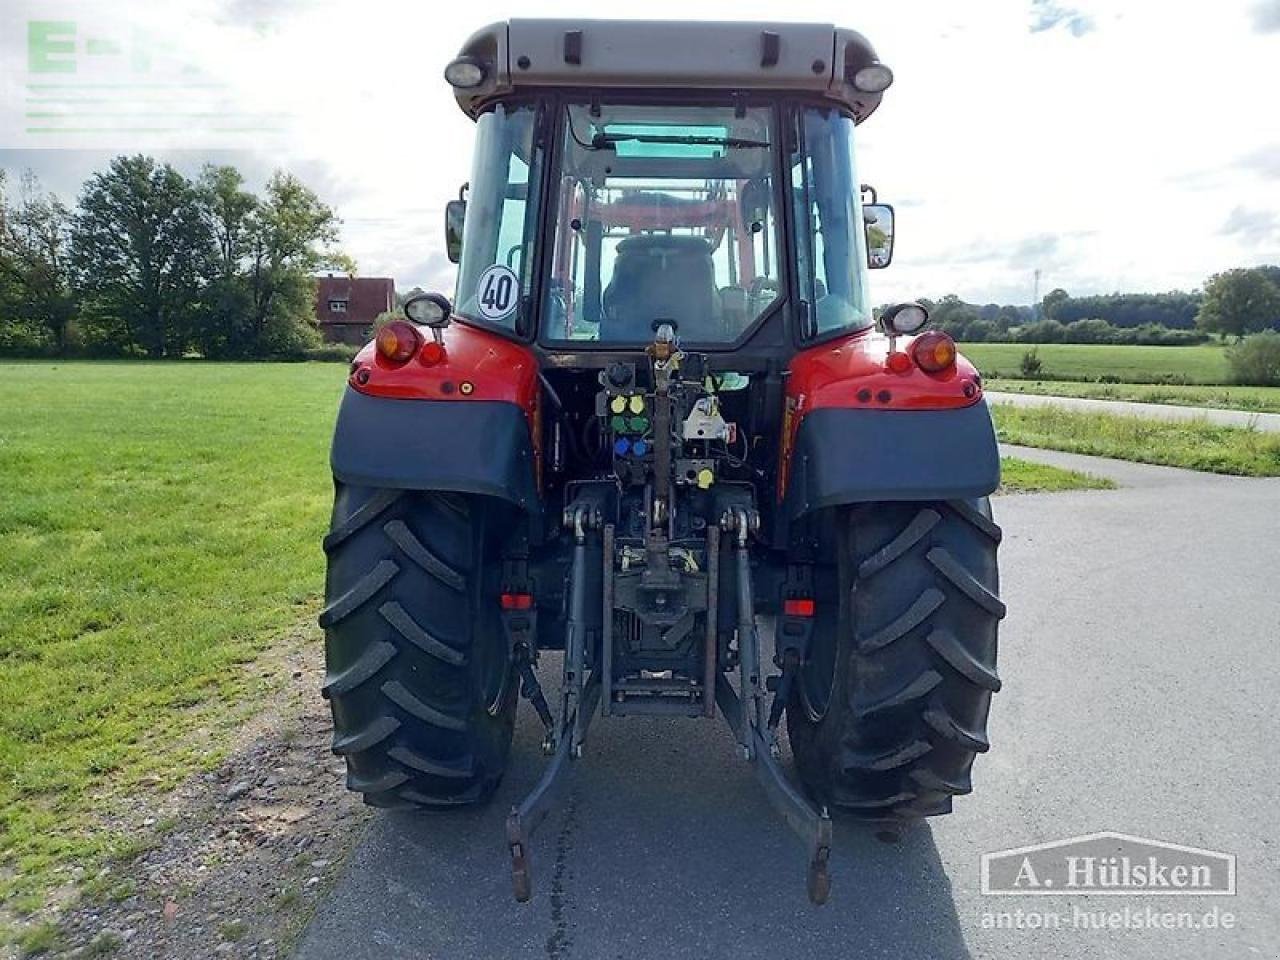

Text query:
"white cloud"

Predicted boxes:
[[2, 0, 1278, 304]]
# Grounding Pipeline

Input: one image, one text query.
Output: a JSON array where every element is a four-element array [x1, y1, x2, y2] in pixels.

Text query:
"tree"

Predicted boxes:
[[8, 172, 76, 351], [71, 156, 212, 357], [241, 172, 349, 355], [192, 165, 259, 357], [1041, 287, 1069, 321], [1196, 268, 1280, 340], [0, 171, 76, 353]]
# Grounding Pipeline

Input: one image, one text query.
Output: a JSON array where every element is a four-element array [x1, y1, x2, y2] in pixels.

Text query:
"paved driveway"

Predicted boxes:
[[297, 447, 1280, 960]]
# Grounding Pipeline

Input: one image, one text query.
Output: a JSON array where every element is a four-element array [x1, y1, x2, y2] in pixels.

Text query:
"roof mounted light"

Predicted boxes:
[[852, 63, 894, 94], [444, 56, 487, 89]]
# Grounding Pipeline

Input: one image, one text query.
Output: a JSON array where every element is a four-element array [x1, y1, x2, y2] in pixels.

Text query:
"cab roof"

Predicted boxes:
[[449, 19, 889, 123]]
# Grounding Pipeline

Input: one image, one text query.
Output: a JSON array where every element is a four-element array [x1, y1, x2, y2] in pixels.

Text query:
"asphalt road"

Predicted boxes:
[[297, 447, 1280, 960], [987, 390, 1280, 432]]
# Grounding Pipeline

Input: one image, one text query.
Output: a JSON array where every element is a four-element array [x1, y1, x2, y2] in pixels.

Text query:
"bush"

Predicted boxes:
[[0, 317, 54, 356], [1020, 349, 1043, 377], [1062, 318, 1116, 344], [1015, 319, 1066, 343], [1227, 331, 1280, 385], [301, 343, 360, 362]]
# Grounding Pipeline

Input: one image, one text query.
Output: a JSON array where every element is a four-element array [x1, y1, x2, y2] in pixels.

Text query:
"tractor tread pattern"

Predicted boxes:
[[909, 766, 973, 796], [858, 509, 940, 579], [387, 746, 475, 779], [923, 698, 991, 752], [379, 601, 467, 666], [347, 768, 409, 794], [331, 715, 401, 756], [853, 669, 943, 719], [926, 547, 1006, 617], [383, 519, 465, 592], [832, 789, 918, 810], [789, 499, 1003, 823], [320, 640, 396, 699], [321, 486, 516, 811], [945, 499, 1003, 543], [381, 680, 468, 731], [925, 628, 1002, 691], [858, 588, 945, 652], [318, 560, 400, 628], [323, 489, 404, 553], [843, 738, 933, 772]]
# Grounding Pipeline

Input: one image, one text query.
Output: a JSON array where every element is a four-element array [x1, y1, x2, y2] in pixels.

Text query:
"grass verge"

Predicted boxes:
[[992, 403, 1280, 476], [999, 457, 1114, 492], [961, 343, 1230, 384], [0, 362, 345, 921], [986, 378, 1280, 414]]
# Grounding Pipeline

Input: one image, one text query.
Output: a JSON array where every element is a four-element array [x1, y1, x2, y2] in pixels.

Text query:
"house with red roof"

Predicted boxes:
[[315, 275, 396, 345]]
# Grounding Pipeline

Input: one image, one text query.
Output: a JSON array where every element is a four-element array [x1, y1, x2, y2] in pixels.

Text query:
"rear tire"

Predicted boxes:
[[320, 484, 517, 808], [788, 499, 1004, 820]]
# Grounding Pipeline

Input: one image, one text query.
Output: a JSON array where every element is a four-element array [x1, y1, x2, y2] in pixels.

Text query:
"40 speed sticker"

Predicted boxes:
[[476, 264, 519, 321]]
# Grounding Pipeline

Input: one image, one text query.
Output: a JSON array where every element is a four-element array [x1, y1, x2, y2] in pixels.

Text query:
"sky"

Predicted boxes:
[[1, 0, 1278, 306]]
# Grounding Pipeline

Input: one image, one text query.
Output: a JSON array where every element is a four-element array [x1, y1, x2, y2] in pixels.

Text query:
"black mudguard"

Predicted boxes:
[[783, 400, 1000, 519], [330, 388, 539, 512]]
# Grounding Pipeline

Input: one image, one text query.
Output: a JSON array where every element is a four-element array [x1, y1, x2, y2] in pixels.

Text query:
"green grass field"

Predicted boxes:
[[992, 403, 1280, 476], [0, 362, 345, 918], [961, 343, 1231, 385], [0, 362, 1103, 927]]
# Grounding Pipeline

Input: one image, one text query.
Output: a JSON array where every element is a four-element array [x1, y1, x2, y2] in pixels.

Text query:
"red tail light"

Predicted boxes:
[[419, 340, 447, 366], [501, 592, 533, 611], [885, 351, 913, 374], [375, 321, 423, 365], [911, 331, 957, 373], [783, 598, 815, 617]]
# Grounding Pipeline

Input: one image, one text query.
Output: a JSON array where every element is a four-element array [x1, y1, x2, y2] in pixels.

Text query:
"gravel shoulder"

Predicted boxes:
[[5, 632, 370, 960]]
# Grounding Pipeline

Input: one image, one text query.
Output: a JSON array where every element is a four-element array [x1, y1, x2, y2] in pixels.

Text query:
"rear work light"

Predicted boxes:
[[376, 321, 423, 365], [911, 331, 957, 374]]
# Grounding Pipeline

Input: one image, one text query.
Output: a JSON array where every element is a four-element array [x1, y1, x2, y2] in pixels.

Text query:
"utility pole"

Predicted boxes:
[[1033, 268, 1042, 317]]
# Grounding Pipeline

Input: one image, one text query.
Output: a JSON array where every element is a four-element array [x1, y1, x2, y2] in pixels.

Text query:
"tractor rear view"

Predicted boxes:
[[320, 19, 1004, 904]]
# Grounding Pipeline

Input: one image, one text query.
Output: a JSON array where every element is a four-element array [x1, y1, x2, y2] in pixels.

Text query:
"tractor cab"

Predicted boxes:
[[441, 20, 896, 367]]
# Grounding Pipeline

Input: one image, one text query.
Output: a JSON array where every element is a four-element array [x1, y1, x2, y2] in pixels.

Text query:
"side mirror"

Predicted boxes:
[[445, 199, 466, 264], [404, 292, 452, 335], [864, 203, 895, 269]]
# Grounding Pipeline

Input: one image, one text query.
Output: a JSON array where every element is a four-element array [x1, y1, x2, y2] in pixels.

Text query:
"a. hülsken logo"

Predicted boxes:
[[982, 832, 1236, 896]]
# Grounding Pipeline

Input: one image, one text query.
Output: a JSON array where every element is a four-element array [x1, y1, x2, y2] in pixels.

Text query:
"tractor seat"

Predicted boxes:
[[602, 235, 718, 341]]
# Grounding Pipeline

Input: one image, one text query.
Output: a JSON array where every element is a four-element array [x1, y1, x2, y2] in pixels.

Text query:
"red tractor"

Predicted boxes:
[[320, 19, 1004, 904]]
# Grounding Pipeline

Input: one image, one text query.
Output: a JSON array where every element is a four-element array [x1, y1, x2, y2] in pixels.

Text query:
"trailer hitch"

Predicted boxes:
[[506, 504, 831, 905]]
